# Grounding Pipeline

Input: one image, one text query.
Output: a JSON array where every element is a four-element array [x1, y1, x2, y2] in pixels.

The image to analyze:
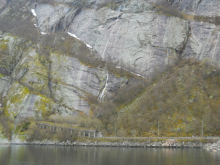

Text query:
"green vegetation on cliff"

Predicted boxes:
[[154, 3, 220, 26], [22, 58, 220, 140], [91, 59, 220, 137]]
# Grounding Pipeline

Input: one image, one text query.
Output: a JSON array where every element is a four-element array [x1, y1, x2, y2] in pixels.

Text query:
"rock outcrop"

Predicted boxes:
[[0, 31, 126, 120], [0, 0, 6, 11], [30, 0, 220, 78], [205, 140, 220, 151], [33, 0, 190, 77], [35, 4, 81, 33]]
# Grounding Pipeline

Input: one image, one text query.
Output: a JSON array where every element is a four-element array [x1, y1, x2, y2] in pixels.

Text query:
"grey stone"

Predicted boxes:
[[35, 4, 80, 33], [32, 0, 192, 78], [0, 76, 9, 94], [68, 7, 189, 77], [50, 53, 107, 96], [0, 0, 6, 11]]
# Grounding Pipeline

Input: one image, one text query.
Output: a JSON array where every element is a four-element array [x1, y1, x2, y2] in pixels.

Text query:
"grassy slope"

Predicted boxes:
[[112, 59, 220, 137]]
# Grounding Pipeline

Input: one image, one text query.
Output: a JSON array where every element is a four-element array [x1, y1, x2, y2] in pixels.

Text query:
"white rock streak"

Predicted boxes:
[[68, 32, 93, 49], [116, 66, 147, 79], [68, 32, 80, 40], [212, 33, 220, 64], [86, 43, 93, 49], [99, 72, 108, 99], [31, 9, 37, 17], [31, 9, 47, 35]]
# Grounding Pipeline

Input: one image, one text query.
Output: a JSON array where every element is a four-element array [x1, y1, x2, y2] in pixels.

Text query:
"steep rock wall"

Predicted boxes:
[[0, 32, 126, 120], [34, 0, 190, 77], [1, 0, 220, 122]]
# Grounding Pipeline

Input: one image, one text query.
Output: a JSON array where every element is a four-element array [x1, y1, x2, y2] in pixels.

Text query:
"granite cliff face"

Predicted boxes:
[[1, 0, 220, 124], [32, 0, 220, 76], [34, 0, 190, 77], [0, 31, 126, 121]]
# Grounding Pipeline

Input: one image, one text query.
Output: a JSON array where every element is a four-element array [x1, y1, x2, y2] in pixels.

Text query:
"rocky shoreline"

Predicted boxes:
[[1, 138, 219, 150], [205, 141, 220, 152]]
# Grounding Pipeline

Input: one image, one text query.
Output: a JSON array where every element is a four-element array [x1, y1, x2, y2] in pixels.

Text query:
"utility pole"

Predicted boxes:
[[202, 121, 203, 137], [115, 123, 117, 137], [158, 122, 159, 138]]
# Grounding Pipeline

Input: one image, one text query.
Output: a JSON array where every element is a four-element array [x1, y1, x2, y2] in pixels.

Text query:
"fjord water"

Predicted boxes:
[[0, 145, 220, 165]]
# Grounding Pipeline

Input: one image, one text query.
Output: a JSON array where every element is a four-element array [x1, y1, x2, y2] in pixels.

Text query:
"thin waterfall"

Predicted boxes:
[[99, 72, 109, 99], [99, 17, 120, 99], [102, 18, 119, 59], [212, 33, 220, 64]]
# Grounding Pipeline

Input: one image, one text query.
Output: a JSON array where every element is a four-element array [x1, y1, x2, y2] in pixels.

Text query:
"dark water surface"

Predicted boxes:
[[0, 145, 220, 165]]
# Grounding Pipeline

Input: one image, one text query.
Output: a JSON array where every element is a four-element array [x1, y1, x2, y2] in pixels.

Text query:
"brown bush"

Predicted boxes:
[[0, 116, 13, 140], [49, 114, 103, 131], [0, 17, 38, 43], [92, 59, 220, 136]]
